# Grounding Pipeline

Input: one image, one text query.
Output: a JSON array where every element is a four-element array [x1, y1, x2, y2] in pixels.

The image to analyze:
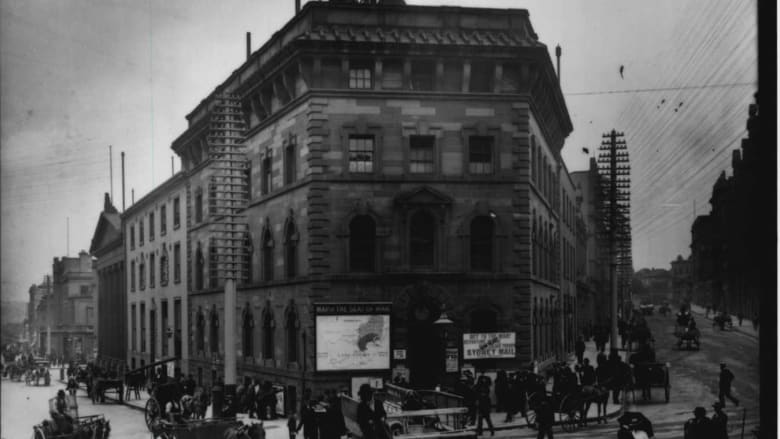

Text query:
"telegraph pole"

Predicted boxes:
[[598, 130, 631, 351]]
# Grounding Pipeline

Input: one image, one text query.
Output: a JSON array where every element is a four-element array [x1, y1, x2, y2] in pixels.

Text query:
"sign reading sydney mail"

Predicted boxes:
[[463, 332, 516, 359]]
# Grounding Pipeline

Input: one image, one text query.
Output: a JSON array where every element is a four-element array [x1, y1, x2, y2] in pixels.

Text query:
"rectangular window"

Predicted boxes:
[[244, 161, 252, 201], [174, 298, 182, 358], [86, 306, 94, 326], [349, 60, 372, 89], [149, 212, 155, 242], [131, 304, 137, 351], [174, 243, 181, 284], [261, 156, 272, 195], [161, 300, 168, 356], [469, 62, 494, 92], [139, 261, 146, 291], [348, 135, 375, 173], [321, 58, 342, 89], [80, 285, 89, 296], [130, 225, 135, 250], [139, 221, 144, 246], [149, 253, 156, 288], [411, 60, 435, 91], [195, 190, 203, 223], [409, 135, 435, 174], [469, 136, 494, 174], [130, 261, 136, 292], [160, 205, 167, 236], [284, 138, 296, 185], [173, 197, 181, 229], [382, 59, 403, 89], [441, 61, 463, 92], [140, 302, 146, 353]]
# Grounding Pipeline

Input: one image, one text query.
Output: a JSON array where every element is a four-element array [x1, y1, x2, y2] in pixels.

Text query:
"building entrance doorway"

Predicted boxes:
[[407, 301, 443, 389]]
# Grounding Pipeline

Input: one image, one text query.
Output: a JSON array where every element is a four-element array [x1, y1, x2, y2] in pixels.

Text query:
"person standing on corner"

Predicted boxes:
[[710, 401, 728, 439], [574, 335, 586, 365]]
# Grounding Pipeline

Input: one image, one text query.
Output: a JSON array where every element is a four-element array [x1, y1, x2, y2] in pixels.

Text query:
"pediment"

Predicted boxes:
[[394, 186, 453, 207], [90, 212, 122, 254]]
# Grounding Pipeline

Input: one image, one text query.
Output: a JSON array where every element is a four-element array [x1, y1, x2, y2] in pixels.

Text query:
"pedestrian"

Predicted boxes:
[[683, 406, 713, 439], [752, 313, 759, 331], [711, 401, 728, 439], [299, 388, 318, 439], [503, 373, 519, 422], [579, 358, 596, 386], [535, 396, 555, 439], [287, 413, 299, 439], [718, 363, 739, 407], [574, 335, 586, 365], [475, 375, 494, 436], [494, 370, 508, 413], [737, 313, 743, 327]]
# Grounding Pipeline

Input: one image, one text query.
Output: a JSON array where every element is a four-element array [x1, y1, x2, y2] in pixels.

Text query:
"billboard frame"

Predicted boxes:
[[314, 302, 392, 373]]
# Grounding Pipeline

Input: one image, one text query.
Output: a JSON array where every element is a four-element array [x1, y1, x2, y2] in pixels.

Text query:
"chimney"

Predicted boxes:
[[555, 45, 562, 84], [246, 32, 251, 60], [295, 0, 301, 14]]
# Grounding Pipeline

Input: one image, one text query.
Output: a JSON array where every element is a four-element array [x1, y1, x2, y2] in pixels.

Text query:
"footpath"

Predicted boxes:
[[688, 304, 759, 340], [56, 339, 625, 435]]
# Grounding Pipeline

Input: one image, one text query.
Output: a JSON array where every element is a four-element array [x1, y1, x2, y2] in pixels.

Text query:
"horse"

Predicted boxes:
[[223, 421, 265, 439], [580, 384, 610, 424], [184, 387, 209, 420]]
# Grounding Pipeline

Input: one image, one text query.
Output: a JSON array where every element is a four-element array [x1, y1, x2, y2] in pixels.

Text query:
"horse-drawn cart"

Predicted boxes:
[[148, 417, 262, 439], [630, 362, 670, 403], [32, 394, 111, 439]]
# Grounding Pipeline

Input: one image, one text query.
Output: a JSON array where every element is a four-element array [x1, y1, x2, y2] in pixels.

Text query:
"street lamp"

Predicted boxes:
[[433, 305, 455, 386]]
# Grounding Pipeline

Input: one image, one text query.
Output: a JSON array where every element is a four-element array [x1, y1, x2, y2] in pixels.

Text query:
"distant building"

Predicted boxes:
[[45, 252, 97, 362], [169, 0, 577, 407], [570, 158, 609, 332], [633, 268, 672, 304], [669, 255, 692, 303], [124, 173, 189, 374], [89, 193, 126, 369], [28, 275, 52, 351]]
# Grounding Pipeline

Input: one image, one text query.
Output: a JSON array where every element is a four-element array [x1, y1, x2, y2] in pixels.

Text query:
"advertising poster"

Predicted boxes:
[[462, 332, 516, 359], [315, 303, 392, 371], [445, 348, 459, 372]]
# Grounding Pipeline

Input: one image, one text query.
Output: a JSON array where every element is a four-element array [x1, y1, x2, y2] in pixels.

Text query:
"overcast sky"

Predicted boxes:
[[1, 0, 757, 302]]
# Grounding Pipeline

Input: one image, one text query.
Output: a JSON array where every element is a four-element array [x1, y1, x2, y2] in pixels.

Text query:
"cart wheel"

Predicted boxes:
[[33, 426, 46, 439], [561, 411, 581, 432], [145, 397, 162, 431], [524, 410, 537, 430]]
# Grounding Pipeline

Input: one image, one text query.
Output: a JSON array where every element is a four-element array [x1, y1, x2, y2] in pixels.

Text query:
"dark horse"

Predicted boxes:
[[223, 421, 265, 439]]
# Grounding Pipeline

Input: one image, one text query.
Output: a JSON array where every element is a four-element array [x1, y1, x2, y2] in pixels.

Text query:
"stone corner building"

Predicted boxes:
[[173, 1, 574, 407]]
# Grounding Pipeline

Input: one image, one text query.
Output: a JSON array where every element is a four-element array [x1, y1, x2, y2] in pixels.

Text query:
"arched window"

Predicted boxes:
[[470, 216, 494, 271], [262, 229, 274, 281], [195, 244, 204, 290], [243, 233, 253, 284], [209, 307, 219, 354], [470, 308, 497, 333], [285, 222, 298, 278], [286, 305, 299, 363], [263, 308, 275, 360], [410, 210, 435, 267], [196, 309, 205, 353], [349, 215, 376, 272], [242, 306, 254, 358]]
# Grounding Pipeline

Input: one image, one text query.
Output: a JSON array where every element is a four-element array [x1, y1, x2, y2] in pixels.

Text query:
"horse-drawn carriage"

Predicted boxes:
[[25, 360, 52, 386], [32, 394, 111, 439], [712, 312, 733, 330], [144, 380, 250, 439], [674, 310, 700, 350], [628, 362, 670, 403], [523, 365, 603, 432]]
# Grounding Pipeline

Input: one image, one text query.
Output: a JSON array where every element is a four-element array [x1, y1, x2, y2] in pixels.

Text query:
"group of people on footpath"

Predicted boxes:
[[289, 387, 349, 439], [682, 363, 739, 438]]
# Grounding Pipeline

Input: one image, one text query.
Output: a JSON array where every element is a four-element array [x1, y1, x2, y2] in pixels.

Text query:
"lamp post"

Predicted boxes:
[[433, 306, 455, 387]]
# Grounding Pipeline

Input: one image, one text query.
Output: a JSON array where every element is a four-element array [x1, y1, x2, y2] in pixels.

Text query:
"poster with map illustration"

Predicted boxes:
[[315, 303, 392, 371]]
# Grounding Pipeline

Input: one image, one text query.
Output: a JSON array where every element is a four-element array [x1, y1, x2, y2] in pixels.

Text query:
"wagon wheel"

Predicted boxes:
[[32, 426, 46, 439], [145, 397, 162, 431], [524, 409, 537, 430]]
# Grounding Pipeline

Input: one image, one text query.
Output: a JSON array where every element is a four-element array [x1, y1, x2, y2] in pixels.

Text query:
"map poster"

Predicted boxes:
[[445, 348, 459, 372], [462, 332, 516, 359], [315, 302, 392, 371]]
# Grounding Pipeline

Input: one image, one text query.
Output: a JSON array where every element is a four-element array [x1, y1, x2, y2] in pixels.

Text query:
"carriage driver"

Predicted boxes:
[[51, 389, 75, 434]]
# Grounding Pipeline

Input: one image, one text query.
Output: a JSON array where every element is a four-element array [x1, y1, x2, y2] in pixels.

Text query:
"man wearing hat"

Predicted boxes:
[[711, 401, 728, 439], [718, 363, 739, 406], [683, 406, 712, 439]]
